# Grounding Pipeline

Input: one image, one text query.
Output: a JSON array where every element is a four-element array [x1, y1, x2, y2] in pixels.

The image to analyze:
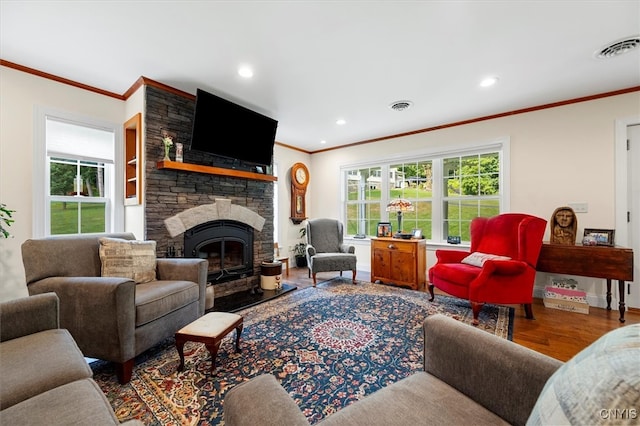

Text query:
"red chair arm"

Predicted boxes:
[[480, 259, 528, 275], [435, 249, 469, 264]]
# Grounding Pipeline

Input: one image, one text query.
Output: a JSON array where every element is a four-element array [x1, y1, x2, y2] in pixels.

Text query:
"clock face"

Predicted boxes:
[[295, 167, 307, 184]]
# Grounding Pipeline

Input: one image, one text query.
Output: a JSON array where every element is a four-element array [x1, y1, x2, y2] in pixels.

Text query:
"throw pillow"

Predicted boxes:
[[527, 323, 640, 425], [99, 237, 157, 284], [461, 252, 511, 267]]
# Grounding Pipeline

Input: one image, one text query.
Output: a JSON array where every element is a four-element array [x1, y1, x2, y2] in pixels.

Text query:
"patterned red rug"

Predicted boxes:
[[92, 278, 513, 425]]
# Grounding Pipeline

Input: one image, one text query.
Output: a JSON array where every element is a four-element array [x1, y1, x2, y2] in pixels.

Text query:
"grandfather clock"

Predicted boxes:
[[290, 162, 309, 224]]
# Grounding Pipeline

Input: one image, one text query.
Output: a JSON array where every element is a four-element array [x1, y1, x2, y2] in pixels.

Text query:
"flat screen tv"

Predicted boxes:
[[189, 88, 278, 167]]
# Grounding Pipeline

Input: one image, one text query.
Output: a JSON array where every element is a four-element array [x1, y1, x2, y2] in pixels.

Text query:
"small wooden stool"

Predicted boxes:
[[175, 312, 243, 373]]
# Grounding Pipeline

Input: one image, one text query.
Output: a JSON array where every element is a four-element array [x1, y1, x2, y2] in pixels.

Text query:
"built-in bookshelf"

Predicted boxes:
[[124, 113, 142, 204]]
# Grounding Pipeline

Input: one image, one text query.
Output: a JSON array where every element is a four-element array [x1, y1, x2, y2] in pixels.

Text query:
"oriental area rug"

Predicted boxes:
[[92, 278, 514, 425]]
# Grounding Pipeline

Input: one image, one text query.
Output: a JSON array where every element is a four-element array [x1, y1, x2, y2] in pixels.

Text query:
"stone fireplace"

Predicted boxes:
[[165, 199, 267, 293], [143, 84, 274, 299]]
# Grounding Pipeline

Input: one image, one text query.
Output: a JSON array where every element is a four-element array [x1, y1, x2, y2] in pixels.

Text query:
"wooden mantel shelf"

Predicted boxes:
[[157, 160, 277, 182]]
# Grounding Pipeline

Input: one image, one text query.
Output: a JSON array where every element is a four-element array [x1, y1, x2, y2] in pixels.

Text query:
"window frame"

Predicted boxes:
[[340, 138, 510, 243], [33, 106, 124, 237]]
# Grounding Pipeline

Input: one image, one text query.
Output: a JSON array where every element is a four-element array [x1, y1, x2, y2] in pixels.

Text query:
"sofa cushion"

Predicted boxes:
[[0, 379, 120, 426], [99, 237, 157, 284], [0, 329, 92, 409], [319, 371, 508, 426], [527, 323, 640, 425], [135, 280, 200, 326]]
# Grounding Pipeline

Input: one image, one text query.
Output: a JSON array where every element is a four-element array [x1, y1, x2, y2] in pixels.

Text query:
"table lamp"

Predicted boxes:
[[386, 197, 414, 234]]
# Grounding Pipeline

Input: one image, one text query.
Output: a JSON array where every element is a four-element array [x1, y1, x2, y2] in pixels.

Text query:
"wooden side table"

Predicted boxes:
[[536, 243, 634, 322], [371, 237, 427, 290], [175, 312, 243, 373]]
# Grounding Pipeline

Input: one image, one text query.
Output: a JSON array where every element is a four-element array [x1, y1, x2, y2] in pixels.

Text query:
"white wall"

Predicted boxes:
[[0, 66, 126, 301], [309, 92, 640, 309], [273, 144, 311, 260]]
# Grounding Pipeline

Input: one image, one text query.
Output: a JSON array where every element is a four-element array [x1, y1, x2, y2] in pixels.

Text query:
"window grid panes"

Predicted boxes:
[[49, 157, 109, 235], [343, 149, 502, 242]]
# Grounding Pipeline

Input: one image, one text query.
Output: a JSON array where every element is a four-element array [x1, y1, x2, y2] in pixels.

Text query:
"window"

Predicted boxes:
[[34, 108, 122, 236], [343, 140, 508, 243]]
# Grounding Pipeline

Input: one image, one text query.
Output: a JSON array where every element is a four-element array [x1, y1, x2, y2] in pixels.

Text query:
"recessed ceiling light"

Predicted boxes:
[[336, 119, 346, 125], [480, 76, 499, 87], [238, 65, 253, 78], [320, 140, 327, 144], [389, 100, 413, 112]]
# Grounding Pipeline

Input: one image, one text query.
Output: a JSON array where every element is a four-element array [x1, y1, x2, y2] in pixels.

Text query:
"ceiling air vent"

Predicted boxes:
[[596, 36, 640, 59], [389, 100, 413, 112]]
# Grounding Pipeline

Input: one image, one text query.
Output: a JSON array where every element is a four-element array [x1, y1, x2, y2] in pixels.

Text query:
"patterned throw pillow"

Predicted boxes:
[[460, 252, 511, 267], [527, 323, 640, 425], [99, 237, 157, 284]]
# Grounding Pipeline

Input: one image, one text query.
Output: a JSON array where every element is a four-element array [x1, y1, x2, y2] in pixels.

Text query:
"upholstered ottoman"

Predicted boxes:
[[175, 312, 243, 373]]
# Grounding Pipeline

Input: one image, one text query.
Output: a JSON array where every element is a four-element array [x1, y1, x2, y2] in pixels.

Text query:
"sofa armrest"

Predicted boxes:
[[0, 293, 59, 342], [224, 374, 310, 426], [423, 314, 562, 426], [27, 276, 137, 362], [156, 258, 208, 315]]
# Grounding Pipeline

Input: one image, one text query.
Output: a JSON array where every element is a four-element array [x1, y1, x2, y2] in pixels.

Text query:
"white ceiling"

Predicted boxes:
[[2, 1, 639, 153]]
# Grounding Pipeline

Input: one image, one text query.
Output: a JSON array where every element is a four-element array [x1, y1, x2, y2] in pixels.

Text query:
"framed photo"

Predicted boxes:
[[412, 228, 422, 239], [583, 228, 615, 246], [377, 222, 392, 237]]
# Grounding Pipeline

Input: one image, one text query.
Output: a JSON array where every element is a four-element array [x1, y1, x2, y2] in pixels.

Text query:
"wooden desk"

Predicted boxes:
[[536, 243, 634, 322]]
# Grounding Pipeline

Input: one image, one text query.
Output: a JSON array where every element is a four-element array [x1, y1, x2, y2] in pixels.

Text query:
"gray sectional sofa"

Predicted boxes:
[[0, 293, 142, 425], [225, 314, 640, 426]]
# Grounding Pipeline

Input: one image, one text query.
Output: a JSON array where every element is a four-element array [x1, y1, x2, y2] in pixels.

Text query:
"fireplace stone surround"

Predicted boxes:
[[143, 84, 275, 299]]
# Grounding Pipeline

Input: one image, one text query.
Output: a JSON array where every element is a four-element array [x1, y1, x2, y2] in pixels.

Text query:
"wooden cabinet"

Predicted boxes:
[[124, 113, 142, 205], [371, 237, 426, 290]]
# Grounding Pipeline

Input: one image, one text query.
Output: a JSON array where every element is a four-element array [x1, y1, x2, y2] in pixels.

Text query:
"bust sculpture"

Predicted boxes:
[[550, 206, 577, 245]]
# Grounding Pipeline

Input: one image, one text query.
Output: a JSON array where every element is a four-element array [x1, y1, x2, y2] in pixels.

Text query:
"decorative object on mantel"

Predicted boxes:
[[583, 228, 615, 246], [549, 206, 577, 245], [386, 197, 414, 234], [161, 132, 174, 161], [175, 142, 183, 162]]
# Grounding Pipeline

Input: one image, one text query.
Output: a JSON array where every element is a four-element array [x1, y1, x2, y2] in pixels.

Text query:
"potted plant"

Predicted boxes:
[[0, 203, 15, 238], [294, 227, 307, 268]]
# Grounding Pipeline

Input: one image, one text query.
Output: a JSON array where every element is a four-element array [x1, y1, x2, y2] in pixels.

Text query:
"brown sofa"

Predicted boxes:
[[0, 293, 143, 425], [21, 233, 208, 384]]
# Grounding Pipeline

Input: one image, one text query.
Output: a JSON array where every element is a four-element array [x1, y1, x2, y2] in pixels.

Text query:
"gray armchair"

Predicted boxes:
[[21, 233, 208, 384], [305, 218, 357, 285]]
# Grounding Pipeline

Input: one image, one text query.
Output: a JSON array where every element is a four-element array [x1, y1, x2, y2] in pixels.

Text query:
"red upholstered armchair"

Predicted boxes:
[[428, 213, 547, 325]]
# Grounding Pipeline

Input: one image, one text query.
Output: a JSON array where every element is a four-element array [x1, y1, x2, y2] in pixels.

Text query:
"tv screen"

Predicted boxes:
[[189, 88, 278, 167]]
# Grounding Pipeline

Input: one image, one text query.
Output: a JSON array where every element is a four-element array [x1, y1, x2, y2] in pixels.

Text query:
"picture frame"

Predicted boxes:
[[377, 222, 392, 237], [412, 228, 422, 239], [583, 228, 615, 246]]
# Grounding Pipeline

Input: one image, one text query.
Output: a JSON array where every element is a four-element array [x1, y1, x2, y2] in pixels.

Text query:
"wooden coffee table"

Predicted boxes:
[[175, 311, 243, 373]]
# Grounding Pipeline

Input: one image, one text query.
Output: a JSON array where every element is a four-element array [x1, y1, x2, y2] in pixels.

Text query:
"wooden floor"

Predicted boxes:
[[285, 267, 639, 362]]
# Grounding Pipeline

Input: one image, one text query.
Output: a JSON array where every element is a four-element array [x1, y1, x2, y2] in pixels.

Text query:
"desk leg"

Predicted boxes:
[[618, 280, 626, 323], [606, 279, 612, 310]]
